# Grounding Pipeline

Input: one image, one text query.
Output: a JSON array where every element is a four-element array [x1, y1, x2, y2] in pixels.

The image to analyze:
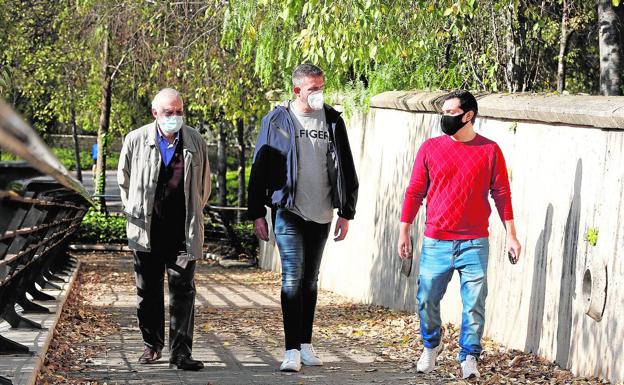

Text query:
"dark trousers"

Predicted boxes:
[[273, 209, 331, 350], [134, 247, 196, 358]]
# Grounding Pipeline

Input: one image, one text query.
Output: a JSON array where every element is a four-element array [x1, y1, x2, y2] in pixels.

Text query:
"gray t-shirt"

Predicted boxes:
[[287, 102, 334, 224]]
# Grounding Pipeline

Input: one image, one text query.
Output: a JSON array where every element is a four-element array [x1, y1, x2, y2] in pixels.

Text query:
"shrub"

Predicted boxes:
[[233, 222, 258, 257], [51, 148, 92, 171], [75, 207, 127, 244]]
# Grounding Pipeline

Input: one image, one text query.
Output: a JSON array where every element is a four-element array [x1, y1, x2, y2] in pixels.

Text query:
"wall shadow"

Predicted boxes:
[[524, 203, 554, 353], [555, 159, 582, 369]]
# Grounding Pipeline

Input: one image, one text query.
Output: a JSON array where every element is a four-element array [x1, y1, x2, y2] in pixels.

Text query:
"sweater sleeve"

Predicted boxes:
[[490, 144, 514, 222], [400, 142, 429, 223]]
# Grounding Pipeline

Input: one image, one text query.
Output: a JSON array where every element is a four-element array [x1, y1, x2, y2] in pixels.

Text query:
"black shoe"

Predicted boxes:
[[169, 356, 204, 371], [138, 347, 162, 364]]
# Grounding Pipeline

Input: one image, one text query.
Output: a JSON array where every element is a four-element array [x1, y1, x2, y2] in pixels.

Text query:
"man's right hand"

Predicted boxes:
[[253, 217, 269, 242], [398, 222, 412, 259]]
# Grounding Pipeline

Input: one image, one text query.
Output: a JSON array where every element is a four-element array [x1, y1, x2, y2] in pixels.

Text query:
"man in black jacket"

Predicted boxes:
[[247, 63, 358, 372]]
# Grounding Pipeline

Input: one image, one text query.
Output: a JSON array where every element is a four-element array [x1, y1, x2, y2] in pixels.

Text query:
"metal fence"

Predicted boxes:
[[0, 101, 92, 359]]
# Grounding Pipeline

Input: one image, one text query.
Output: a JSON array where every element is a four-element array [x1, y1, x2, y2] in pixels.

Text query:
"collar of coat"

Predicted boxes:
[[145, 122, 199, 153]]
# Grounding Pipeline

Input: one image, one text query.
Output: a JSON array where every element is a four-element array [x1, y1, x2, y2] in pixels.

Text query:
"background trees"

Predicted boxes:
[[1, 0, 622, 208], [222, 0, 620, 97]]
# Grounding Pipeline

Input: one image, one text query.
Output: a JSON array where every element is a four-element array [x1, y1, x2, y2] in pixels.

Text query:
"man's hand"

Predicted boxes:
[[398, 222, 411, 259], [504, 219, 521, 264], [333, 217, 349, 241], [253, 217, 269, 242], [507, 234, 522, 264]]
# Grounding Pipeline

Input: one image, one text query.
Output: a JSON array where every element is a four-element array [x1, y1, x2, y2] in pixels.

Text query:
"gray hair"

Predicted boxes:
[[292, 64, 324, 87], [151, 88, 182, 110]]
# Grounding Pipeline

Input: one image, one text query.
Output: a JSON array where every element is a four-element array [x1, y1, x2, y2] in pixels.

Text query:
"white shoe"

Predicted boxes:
[[300, 343, 323, 366], [461, 355, 480, 379], [280, 349, 301, 372], [416, 343, 444, 373]]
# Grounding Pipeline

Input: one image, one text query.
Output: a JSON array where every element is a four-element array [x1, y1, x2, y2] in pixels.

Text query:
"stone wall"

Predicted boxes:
[[258, 92, 624, 383]]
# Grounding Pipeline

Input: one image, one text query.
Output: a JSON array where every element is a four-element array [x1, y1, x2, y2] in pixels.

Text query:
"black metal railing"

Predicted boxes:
[[0, 101, 92, 358]]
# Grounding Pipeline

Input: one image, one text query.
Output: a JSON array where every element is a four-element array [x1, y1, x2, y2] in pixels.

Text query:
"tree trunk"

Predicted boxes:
[[619, 4, 624, 49], [598, 0, 623, 95], [236, 119, 246, 222], [70, 91, 82, 182], [505, 0, 527, 92], [217, 121, 228, 207], [95, 27, 112, 209], [557, 0, 572, 93]]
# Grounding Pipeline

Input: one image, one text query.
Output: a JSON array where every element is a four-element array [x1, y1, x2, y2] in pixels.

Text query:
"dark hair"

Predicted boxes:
[[444, 90, 478, 123], [292, 63, 324, 86]]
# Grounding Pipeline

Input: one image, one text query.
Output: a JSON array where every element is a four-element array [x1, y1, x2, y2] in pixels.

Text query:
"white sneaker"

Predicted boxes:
[[280, 349, 301, 372], [461, 355, 480, 379], [416, 343, 444, 373], [300, 343, 323, 366]]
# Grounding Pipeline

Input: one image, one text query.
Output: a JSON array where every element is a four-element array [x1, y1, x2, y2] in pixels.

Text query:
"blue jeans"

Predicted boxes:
[[274, 209, 331, 350], [417, 236, 489, 362]]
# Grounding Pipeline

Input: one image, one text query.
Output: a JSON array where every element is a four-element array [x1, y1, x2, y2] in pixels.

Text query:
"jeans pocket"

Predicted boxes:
[[274, 209, 293, 235]]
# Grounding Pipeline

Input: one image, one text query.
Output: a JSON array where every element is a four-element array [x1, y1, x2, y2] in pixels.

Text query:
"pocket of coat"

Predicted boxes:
[[124, 203, 143, 219], [126, 215, 145, 239]]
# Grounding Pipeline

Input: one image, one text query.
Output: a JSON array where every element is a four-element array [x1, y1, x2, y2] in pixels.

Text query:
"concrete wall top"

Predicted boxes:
[[370, 91, 624, 129]]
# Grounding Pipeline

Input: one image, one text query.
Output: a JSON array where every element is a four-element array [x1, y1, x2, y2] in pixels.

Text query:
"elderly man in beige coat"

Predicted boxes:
[[117, 88, 211, 371]]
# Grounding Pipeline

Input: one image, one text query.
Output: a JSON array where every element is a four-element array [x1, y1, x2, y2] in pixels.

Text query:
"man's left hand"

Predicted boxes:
[[507, 235, 522, 264], [334, 217, 349, 242]]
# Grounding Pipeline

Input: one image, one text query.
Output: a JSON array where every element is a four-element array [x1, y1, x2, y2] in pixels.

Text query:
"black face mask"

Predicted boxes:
[[441, 112, 467, 135]]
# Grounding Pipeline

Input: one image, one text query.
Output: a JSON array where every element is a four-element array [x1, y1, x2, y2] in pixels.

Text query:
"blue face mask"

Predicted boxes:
[[158, 116, 183, 134]]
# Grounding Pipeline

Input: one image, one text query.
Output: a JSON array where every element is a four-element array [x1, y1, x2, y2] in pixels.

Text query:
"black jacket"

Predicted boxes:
[[247, 104, 359, 221]]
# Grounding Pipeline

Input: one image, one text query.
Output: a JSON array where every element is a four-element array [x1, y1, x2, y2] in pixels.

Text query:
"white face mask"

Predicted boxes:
[[307, 90, 324, 111], [158, 115, 183, 134]]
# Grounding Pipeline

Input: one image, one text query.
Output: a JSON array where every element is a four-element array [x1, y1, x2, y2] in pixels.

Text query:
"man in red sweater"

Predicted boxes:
[[398, 90, 521, 379]]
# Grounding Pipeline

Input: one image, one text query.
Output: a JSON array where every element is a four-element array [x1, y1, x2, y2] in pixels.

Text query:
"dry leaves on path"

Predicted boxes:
[[197, 267, 611, 385], [36, 253, 121, 385], [39, 253, 611, 385]]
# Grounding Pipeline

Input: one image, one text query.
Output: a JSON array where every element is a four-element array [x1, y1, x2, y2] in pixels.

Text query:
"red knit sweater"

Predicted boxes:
[[400, 134, 514, 240]]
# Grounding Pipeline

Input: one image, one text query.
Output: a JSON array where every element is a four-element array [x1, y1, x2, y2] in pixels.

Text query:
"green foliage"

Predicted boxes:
[[76, 207, 126, 244], [0, 152, 20, 161], [225, 167, 251, 204], [0, 0, 613, 183], [50, 147, 118, 171], [233, 222, 258, 257], [585, 228, 599, 247], [51, 148, 91, 171], [222, 0, 471, 102], [210, 165, 251, 206], [337, 80, 370, 118], [222, 0, 602, 109]]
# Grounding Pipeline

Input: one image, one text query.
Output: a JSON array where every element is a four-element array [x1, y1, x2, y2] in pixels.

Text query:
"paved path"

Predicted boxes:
[[59, 253, 442, 385], [39, 252, 604, 385]]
